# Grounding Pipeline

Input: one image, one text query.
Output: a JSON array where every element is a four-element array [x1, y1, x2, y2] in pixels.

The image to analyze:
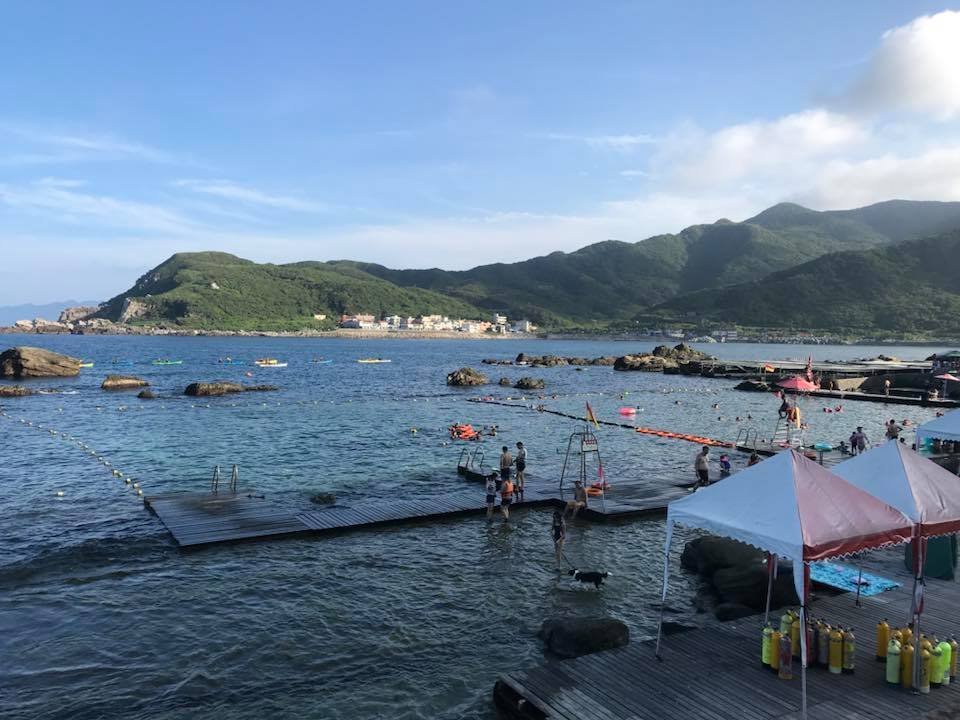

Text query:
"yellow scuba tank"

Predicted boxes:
[[921, 634, 933, 652], [901, 640, 914, 689], [920, 647, 932, 694], [790, 615, 801, 658], [817, 623, 831, 667], [931, 639, 944, 688], [842, 627, 856, 674], [779, 610, 793, 635], [885, 639, 901, 685], [901, 625, 913, 647], [876, 619, 889, 661], [770, 630, 782, 673], [829, 626, 844, 674], [778, 630, 793, 680], [937, 639, 951, 687], [950, 636, 958, 680], [762, 623, 773, 666]]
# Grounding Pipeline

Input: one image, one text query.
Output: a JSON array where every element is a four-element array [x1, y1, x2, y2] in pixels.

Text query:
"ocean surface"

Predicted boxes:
[[0, 337, 950, 719]]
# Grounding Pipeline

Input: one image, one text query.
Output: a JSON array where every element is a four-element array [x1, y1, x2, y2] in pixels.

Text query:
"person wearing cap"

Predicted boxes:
[[565, 479, 588, 518]]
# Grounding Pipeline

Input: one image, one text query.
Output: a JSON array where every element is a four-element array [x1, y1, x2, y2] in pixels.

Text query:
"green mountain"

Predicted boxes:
[[654, 230, 960, 335], [96, 252, 481, 330], [338, 200, 958, 324]]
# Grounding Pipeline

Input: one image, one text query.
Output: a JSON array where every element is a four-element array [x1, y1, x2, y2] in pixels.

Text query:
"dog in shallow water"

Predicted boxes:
[[568, 569, 610, 589]]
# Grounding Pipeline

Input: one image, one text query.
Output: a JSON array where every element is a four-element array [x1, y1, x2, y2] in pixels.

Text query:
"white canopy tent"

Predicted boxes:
[[833, 440, 960, 688], [915, 409, 960, 446], [656, 450, 914, 719]]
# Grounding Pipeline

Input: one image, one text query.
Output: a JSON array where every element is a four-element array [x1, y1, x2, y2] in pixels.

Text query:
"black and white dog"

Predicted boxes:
[[568, 569, 611, 589]]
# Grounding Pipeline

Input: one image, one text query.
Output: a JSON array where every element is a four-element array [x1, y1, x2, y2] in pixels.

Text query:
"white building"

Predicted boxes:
[[492, 313, 507, 326]]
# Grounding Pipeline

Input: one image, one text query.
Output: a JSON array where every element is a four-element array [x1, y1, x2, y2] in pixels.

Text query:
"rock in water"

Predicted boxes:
[[0, 346, 81, 378], [680, 536, 762, 575], [498, 377, 511, 386], [0, 385, 34, 397], [539, 617, 629, 658], [137, 389, 156, 399], [514, 376, 545, 390], [310, 493, 336, 505], [101, 374, 149, 390], [184, 382, 278, 396], [735, 380, 770, 392], [446, 367, 488, 386]]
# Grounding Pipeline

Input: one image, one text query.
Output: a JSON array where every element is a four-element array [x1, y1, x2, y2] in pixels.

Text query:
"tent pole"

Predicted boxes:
[[655, 519, 673, 660], [799, 600, 808, 720], [912, 536, 926, 692], [854, 566, 863, 607], [763, 553, 777, 624]]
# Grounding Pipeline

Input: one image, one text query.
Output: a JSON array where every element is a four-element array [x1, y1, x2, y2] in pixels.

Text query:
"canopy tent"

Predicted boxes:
[[915, 409, 960, 446], [656, 450, 913, 719], [778, 376, 818, 392], [833, 441, 960, 688], [934, 373, 960, 399]]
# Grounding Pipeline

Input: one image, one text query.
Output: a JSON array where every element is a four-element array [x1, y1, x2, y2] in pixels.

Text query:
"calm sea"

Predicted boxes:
[[0, 337, 949, 719]]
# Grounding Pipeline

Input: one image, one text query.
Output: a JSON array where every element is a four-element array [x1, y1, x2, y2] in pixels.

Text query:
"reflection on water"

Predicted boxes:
[[0, 337, 945, 719]]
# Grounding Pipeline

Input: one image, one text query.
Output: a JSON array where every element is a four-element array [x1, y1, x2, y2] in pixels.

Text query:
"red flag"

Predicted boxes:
[[585, 401, 600, 429]]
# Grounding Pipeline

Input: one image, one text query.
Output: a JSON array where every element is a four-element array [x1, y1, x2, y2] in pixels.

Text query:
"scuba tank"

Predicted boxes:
[[817, 623, 831, 668], [901, 625, 913, 647], [900, 640, 914, 690], [885, 639, 901, 686], [937, 639, 951, 687], [950, 636, 958, 680], [930, 639, 944, 688], [761, 623, 773, 667], [778, 630, 793, 680], [842, 627, 856, 674], [790, 615, 801, 658], [810, 619, 821, 666], [876, 619, 889, 661], [770, 630, 782, 673], [829, 626, 844, 674], [920, 646, 932, 694], [779, 610, 793, 635]]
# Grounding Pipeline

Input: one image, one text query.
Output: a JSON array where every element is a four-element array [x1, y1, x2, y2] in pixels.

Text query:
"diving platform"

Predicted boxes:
[[144, 474, 686, 548], [494, 554, 960, 720]]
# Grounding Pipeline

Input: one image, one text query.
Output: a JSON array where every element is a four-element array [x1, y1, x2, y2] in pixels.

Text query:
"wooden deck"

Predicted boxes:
[[781, 387, 960, 408], [144, 475, 687, 547], [495, 557, 960, 720]]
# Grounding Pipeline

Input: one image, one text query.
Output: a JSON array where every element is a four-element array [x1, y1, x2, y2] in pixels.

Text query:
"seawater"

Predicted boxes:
[[0, 337, 949, 719]]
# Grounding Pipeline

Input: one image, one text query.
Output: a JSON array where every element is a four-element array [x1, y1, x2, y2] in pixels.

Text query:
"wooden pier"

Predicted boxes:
[[144, 474, 687, 548], [695, 358, 931, 379], [781, 386, 960, 408], [495, 557, 960, 720]]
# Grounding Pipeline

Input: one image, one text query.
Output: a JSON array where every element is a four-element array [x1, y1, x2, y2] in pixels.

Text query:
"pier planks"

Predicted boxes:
[[495, 563, 960, 720]]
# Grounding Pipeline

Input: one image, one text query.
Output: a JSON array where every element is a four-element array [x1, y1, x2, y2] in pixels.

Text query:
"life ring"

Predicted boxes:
[[618, 407, 637, 416], [586, 487, 605, 496]]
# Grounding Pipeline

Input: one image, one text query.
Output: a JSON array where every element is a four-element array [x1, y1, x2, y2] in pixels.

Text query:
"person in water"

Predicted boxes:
[[695, 446, 710, 486], [499, 445, 513, 484], [551, 510, 566, 565], [485, 472, 498, 519], [850, 426, 868, 455], [719, 453, 731, 476], [500, 475, 514, 520], [515, 441, 527, 498], [748, 452, 761, 466], [885, 418, 903, 441]]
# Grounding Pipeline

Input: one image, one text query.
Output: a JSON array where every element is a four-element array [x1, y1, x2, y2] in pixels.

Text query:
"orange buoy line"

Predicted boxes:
[[633, 426, 731, 447]]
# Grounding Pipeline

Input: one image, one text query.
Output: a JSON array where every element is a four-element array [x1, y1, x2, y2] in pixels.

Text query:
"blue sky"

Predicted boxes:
[[2, 1, 960, 303]]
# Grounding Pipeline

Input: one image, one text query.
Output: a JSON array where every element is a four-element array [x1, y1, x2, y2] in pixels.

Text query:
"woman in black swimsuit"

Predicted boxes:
[[551, 510, 566, 565]]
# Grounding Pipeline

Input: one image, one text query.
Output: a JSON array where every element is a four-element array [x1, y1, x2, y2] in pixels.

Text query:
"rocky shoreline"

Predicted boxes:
[[0, 324, 527, 339]]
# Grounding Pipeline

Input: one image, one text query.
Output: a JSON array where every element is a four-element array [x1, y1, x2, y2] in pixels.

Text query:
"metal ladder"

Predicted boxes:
[[210, 464, 239, 494]]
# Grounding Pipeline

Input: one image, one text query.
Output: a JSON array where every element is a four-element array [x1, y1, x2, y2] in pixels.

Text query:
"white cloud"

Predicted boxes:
[[540, 132, 657, 151], [1, 125, 181, 164], [842, 10, 960, 119], [619, 169, 648, 178], [173, 179, 326, 212]]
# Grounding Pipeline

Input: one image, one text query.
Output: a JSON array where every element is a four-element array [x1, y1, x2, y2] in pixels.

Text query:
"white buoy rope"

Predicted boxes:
[[1, 413, 147, 501]]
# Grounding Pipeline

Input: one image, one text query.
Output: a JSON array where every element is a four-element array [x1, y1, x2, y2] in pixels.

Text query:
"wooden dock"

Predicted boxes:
[[781, 387, 960, 408], [144, 475, 687, 548], [695, 358, 931, 379], [495, 557, 960, 720]]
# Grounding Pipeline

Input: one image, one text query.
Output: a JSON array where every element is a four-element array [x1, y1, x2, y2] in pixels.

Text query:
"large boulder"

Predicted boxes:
[[137, 389, 156, 399], [0, 346, 81, 378], [0, 385, 34, 397], [652, 343, 713, 362], [614, 354, 675, 372], [712, 564, 799, 610], [680, 536, 763, 575], [184, 382, 278, 396], [590, 356, 617, 366], [735, 380, 770, 392], [101, 374, 149, 390], [539, 617, 629, 658], [498, 377, 511, 386], [514, 376, 545, 390], [446, 367, 488, 386]]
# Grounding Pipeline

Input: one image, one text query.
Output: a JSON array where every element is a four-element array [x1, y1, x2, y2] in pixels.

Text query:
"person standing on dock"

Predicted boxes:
[[500, 475, 514, 519], [515, 441, 527, 499], [499, 445, 513, 486], [883, 378, 892, 396], [695, 446, 710, 486], [485, 473, 498, 519]]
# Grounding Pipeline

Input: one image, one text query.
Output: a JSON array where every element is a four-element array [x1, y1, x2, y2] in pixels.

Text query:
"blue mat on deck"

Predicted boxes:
[[809, 562, 901, 597]]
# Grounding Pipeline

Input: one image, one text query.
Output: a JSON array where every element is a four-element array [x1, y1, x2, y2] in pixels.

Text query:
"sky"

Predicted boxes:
[[2, 1, 960, 304]]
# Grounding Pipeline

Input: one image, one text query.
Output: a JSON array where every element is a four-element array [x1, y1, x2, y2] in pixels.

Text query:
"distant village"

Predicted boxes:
[[333, 312, 536, 334]]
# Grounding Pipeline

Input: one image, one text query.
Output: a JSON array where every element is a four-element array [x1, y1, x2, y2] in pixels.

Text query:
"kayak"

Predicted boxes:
[[152, 360, 183, 366], [255, 358, 287, 367], [357, 358, 391, 364], [312, 359, 333, 365], [79, 362, 94, 368]]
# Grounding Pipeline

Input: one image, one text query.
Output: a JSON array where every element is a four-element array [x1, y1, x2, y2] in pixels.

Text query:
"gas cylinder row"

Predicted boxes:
[[876, 619, 958, 694], [761, 610, 858, 680]]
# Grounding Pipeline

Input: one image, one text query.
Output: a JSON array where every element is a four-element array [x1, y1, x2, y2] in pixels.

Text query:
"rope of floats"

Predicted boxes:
[[466, 397, 733, 448], [0, 408, 145, 499]]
